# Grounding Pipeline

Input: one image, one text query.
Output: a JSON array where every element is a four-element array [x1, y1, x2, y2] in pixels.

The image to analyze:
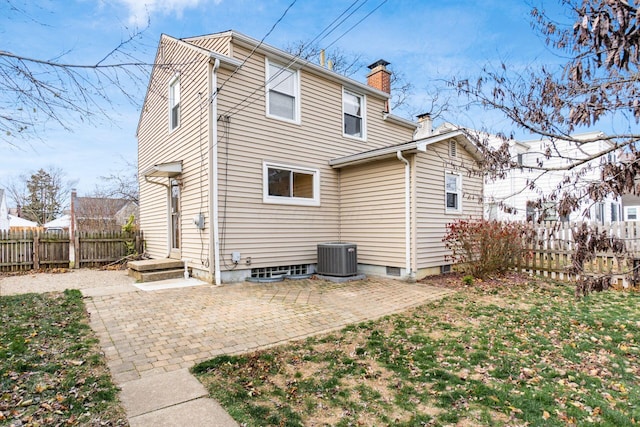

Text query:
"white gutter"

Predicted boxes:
[[209, 57, 222, 285], [330, 130, 465, 169], [396, 151, 413, 280], [383, 113, 418, 130]]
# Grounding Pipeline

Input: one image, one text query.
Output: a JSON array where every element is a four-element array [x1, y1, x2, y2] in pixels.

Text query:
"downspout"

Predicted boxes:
[[209, 57, 222, 285], [396, 151, 413, 280]]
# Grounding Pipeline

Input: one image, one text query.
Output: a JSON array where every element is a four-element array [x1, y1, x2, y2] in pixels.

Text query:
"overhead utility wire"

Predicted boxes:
[[313, 0, 369, 45], [325, 0, 388, 49], [217, 0, 362, 118], [220, 0, 383, 119], [214, 0, 298, 97]]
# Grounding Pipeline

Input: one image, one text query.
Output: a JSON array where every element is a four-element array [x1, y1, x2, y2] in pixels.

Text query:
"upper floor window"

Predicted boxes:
[[169, 76, 180, 131], [266, 60, 299, 123], [626, 207, 638, 221], [263, 162, 320, 206], [445, 172, 462, 213], [343, 89, 365, 139]]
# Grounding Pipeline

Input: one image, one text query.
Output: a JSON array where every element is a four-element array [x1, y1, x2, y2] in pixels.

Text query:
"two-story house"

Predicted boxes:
[[137, 30, 483, 284], [483, 131, 621, 223]]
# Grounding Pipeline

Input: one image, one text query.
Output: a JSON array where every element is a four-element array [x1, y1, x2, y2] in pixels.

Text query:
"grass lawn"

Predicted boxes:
[[193, 276, 640, 426], [0, 289, 127, 426]]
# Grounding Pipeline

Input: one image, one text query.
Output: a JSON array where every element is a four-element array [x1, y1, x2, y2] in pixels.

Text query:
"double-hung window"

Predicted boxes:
[[266, 60, 299, 122], [263, 162, 320, 206], [343, 89, 365, 139], [169, 76, 180, 131], [445, 172, 462, 213], [626, 207, 637, 221], [611, 202, 619, 222]]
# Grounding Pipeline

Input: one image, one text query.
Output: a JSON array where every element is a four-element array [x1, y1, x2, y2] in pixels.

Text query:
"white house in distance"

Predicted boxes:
[[483, 131, 621, 223], [8, 214, 38, 229]]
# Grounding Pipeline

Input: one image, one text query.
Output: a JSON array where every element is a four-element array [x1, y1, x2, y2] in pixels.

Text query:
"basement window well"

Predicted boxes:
[[251, 264, 309, 280]]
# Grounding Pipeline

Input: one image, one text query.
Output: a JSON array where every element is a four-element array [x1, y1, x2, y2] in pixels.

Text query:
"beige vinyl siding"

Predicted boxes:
[[339, 158, 406, 268], [183, 34, 231, 55], [213, 43, 413, 271], [139, 32, 415, 275], [138, 35, 219, 265], [415, 140, 483, 269]]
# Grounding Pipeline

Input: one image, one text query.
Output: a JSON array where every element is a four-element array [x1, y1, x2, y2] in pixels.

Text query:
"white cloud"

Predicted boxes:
[[115, 0, 222, 27]]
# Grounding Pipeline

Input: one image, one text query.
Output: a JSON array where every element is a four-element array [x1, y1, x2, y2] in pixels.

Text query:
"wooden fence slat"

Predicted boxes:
[[0, 229, 143, 272]]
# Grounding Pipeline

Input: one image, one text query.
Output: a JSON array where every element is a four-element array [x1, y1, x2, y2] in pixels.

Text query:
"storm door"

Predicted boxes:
[[170, 179, 180, 255]]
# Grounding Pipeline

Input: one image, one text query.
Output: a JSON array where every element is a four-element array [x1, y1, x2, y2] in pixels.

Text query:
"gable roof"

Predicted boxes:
[[185, 30, 393, 101], [43, 214, 70, 229], [74, 196, 137, 219], [136, 33, 243, 136], [8, 214, 38, 228], [138, 30, 416, 135]]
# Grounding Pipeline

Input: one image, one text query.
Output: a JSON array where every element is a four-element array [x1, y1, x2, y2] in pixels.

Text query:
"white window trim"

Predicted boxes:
[[265, 58, 301, 124], [168, 74, 180, 132], [262, 161, 320, 207], [625, 206, 638, 221], [342, 88, 367, 141], [445, 172, 462, 214]]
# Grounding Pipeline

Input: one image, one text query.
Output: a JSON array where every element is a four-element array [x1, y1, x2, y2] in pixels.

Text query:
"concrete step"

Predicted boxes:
[[128, 259, 185, 272], [129, 268, 186, 283]]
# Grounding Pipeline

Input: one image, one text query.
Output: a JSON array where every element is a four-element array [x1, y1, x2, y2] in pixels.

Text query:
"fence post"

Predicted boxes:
[[33, 231, 40, 270], [69, 235, 76, 269], [75, 232, 81, 268]]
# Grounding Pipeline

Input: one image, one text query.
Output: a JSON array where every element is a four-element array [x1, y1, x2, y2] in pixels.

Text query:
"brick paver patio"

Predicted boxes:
[[85, 278, 454, 383]]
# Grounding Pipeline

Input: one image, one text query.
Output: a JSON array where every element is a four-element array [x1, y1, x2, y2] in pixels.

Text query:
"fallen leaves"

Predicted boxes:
[[1, 291, 127, 426], [193, 274, 640, 426]]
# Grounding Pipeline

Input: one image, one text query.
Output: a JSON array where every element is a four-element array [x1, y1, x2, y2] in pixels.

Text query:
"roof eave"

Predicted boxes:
[[329, 141, 423, 169], [229, 31, 390, 100], [383, 113, 417, 130], [329, 130, 484, 168], [142, 161, 183, 178]]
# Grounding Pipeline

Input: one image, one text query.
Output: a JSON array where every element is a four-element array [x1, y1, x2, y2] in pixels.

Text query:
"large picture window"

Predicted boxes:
[[263, 162, 320, 206], [169, 76, 180, 131], [343, 89, 365, 139], [266, 60, 299, 122], [445, 172, 462, 213]]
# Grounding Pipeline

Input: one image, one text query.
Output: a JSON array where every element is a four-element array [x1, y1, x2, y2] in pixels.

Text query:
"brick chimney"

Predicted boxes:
[[367, 59, 391, 94]]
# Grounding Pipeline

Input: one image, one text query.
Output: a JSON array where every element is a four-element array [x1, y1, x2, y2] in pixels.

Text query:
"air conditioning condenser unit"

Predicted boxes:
[[317, 242, 357, 277]]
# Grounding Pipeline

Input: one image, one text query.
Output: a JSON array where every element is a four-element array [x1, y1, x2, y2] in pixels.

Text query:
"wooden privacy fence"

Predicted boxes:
[[0, 230, 144, 272], [515, 221, 640, 284]]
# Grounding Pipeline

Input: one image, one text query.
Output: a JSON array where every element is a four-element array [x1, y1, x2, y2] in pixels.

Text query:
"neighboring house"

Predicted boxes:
[[621, 193, 640, 221], [8, 214, 39, 229], [43, 214, 71, 232], [483, 131, 621, 224], [617, 152, 640, 221], [137, 30, 484, 284], [0, 189, 9, 231], [70, 191, 139, 231]]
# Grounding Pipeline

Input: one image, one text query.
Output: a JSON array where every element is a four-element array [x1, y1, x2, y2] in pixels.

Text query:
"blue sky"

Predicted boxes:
[[0, 0, 568, 198]]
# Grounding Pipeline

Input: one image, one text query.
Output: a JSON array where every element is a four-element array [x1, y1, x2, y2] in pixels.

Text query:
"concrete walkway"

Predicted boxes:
[[84, 276, 455, 426]]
